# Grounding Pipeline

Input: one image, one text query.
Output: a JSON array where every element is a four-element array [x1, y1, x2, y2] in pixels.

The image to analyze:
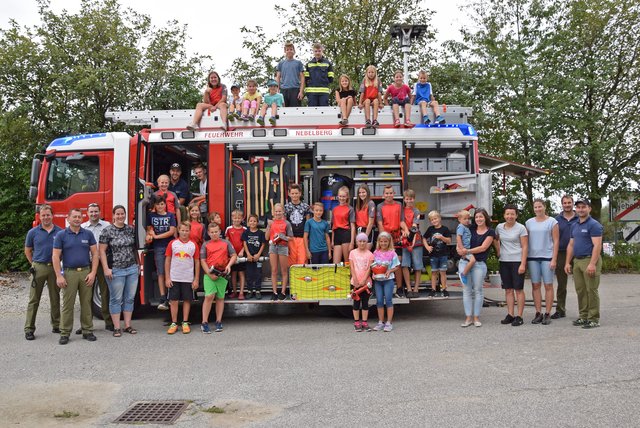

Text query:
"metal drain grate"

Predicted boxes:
[[114, 401, 189, 424]]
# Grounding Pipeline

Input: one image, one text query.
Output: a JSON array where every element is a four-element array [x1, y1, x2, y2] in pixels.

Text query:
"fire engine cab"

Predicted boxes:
[[29, 105, 521, 311]]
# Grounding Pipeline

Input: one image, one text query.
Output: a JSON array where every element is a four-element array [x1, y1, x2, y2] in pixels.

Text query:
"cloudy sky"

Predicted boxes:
[[1, 0, 467, 80]]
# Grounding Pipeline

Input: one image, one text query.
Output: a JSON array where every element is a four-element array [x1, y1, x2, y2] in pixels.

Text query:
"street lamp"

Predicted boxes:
[[389, 24, 428, 84]]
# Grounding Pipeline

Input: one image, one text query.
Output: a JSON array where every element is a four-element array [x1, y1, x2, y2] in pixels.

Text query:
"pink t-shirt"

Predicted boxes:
[[349, 249, 374, 286], [386, 84, 412, 101], [165, 239, 199, 283]]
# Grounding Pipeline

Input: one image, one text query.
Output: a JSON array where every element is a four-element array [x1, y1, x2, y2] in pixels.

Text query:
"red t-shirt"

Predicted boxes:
[[209, 85, 224, 105], [225, 225, 246, 254], [189, 222, 204, 248], [200, 239, 235, 270], [155, 190, 178, 214], [269, 219, 292, 245], [332, 205, 355, 230], [386, 84, 412, 101], [356, 200, 376, 228], [377, 201, 404, 232]]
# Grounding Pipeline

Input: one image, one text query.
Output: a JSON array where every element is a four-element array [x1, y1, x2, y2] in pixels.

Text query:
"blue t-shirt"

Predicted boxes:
[[457, 223, 471, 249], [147, 212, 176, 249], [571, 216, 603, 257], [169, 178, 190, 204], [304, 218, 330, 253], [277, 58, 305, 89], [412, 82, 432, 103], [25, 224, 63, 263], [526, 217, 558, 259], [241, 229, 266, 256], [53, 227, 97, 268], [264, 92, 284, 107], [555, 212, 578, 251], [469, 227, 495, 262]]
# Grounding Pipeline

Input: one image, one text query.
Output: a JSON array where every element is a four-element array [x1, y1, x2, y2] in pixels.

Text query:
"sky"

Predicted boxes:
[[0, 0, 467, 81]]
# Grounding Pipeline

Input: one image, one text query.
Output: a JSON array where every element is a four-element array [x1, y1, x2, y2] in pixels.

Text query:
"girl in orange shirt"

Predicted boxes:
[[331, 186, 356, 263]]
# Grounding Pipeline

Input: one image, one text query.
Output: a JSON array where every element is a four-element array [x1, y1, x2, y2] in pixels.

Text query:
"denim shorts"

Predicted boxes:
[[401, 246, 424, 270], [429, 255, 448, 272], [528, 259, 554, 284], [153, 246, 167, 275], [269, 244, 289, 256]]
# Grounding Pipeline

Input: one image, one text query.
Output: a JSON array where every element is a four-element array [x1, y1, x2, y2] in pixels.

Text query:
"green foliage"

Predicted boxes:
[[602, 243, 640, 273], [0, 0, 210, 272]]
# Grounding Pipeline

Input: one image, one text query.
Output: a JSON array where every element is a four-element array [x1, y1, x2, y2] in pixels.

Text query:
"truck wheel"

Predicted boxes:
[[91, 281, 104, 320]]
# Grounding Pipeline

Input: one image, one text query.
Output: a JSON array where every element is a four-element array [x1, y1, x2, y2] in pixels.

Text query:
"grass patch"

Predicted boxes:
[[203, 406, 225, 414], [54, 410, 79, 418]]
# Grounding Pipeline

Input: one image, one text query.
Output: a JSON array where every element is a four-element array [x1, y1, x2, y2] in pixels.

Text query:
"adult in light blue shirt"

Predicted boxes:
[[525, 199, 559, 325]]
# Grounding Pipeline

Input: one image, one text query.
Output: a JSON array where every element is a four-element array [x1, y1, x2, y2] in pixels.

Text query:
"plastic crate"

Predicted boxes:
[[374, 182, 401, 196], [375, 169, 401, 178], [354, 169, 373, 178], [409, 158, 428, 172], [447, 158, 467, 172], [428, 158, 447, 172]]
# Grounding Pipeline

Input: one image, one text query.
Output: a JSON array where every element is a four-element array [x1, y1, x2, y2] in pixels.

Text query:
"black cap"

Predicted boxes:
[[170, 163, 181, 170], [575, 198, 591, 206], [231, 83, 240, 90]]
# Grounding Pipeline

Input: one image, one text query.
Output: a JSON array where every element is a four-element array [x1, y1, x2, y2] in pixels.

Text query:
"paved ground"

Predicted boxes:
[[1, 274, 639, 427]]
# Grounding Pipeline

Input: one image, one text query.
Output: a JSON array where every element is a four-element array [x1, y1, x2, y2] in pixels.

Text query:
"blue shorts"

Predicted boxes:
[[401, 246, 424, 270], [392, 96, 410, 106], [153, 246, 167, 275], [429, 255, 448, 272], [527, 259, 554, 284]]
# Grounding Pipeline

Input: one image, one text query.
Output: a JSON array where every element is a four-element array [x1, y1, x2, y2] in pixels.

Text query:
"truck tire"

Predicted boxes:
[[91, 281, 105, 320]]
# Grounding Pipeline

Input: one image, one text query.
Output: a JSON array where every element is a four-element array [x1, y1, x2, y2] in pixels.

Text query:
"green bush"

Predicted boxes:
[[602, 242, 640, 273]]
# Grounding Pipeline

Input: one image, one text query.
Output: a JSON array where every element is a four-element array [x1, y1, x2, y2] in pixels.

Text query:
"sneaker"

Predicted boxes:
[[25, 332, 35, 341], [248, 115, 255, 121], [167, 323, 178, 335], [59, 336, 69, 345], [372, 321, 385, 331], [422, 115, 431, 125], [354, 321, 362, 332], [474, 321, 482, 327], [361, 321, 372, 332], [82, 333, 97, 341], [511, 316, 524, 326], [428, 289, 435, 298], [269, 116, 276, 126], [435, 115, 446, 124], [541, 313, 552, 325], [383, 322, 393, 332], [238, 293, 245, 300], [393, 293, 401, 299], [228, 113, 236, 122], [365, 119, 372, 128], [393, 119, 401, 128], [186, 123, 199, 131], [435, 291, 443, 298], [271, 294, 278, 301], [182, 322, 191, 334], [572, 318, 588, 326], [240, 114, 249, 122], [458, 272, 468, 286], [582, 320, 600, 329], [532, 312, 543, 324], [256, 116, 265, 126], [501, 314, 515, 325], [460, 320, 473, 328], [404, 120, 414, 128], [256, 290, 262, 300], [201, 323, 211, 334], [278, 293, 287, 300], [550, 311, 566, 319], [372, 120, 380, 128], [214, 322, 223, 332], [442, 289, 450, 298], [157, 300, 169, 311]]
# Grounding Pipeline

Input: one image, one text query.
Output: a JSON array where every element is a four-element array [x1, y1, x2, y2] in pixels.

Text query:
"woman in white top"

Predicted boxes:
[[525, 199, 559, 325], [494, 204, 528, 326]]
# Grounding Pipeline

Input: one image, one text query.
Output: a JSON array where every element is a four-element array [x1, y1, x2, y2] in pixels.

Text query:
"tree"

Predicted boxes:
[[0, 0, 210, 271], [228, 0, 436, 92]]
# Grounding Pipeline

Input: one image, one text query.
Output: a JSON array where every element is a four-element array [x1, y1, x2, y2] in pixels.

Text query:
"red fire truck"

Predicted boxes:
[[28, 105, 545, 313]]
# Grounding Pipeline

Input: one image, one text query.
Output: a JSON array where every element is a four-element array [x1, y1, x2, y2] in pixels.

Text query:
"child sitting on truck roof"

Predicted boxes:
[[186, 71, 229, 131], [227, 84, 242, 121], [358, 65, 383, 128], [411, 70, 445, 125], [257, 80, 284, 127], [240, 79, 262, 122], [336, 74, 357, 126], [384, 70, 414, 128]]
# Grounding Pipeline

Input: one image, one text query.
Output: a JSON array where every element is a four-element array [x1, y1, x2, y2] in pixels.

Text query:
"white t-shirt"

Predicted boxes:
[[165, 239, 198, 283], [496, 222, 528, 262], [525, 217, 558, 259]]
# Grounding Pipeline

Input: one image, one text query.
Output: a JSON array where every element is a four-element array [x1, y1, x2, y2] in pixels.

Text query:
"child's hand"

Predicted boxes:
[[224, 265, 232, 275], [425, 245, 433, 253], [306, 250, 312, 261], [208, 273, 218, 280], [358, 104, 363, 110], [210, 105, 218, 112], [192, 280, 199, 290], [167, 280, 173, 288]]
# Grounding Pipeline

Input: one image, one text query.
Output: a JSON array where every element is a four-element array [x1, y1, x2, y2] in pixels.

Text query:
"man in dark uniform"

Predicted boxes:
[[564, 198, 603, 329], [553, 195, 578, 318], [23, 205, 63, 340], [168, 163, 189, 206], [52, 208, 99, 344]]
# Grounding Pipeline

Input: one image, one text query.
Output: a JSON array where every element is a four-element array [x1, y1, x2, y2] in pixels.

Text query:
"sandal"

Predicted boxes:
[[123, 326, 137, 335], [393, 119, 400, 128], [113, 328, 122, 337]]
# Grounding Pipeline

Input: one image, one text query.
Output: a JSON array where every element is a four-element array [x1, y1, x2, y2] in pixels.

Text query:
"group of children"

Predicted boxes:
[[187, 42, 446, 131]]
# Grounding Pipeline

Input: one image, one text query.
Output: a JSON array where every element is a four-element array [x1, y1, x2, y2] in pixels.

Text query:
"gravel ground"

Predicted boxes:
[[1, 273, 639, 427]]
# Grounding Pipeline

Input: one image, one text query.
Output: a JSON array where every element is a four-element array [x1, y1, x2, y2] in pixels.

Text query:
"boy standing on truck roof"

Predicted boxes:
[[376, 185, 408, 297], [165, 221, 200, 334], [276, 41, 305, 107], [304, 42, 334, 107], [200, 223, 237, 333]]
